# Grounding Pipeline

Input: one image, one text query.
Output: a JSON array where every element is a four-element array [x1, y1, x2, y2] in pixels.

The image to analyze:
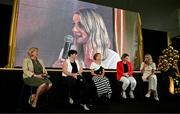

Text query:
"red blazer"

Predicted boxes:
[[116, 61, 133, 81]]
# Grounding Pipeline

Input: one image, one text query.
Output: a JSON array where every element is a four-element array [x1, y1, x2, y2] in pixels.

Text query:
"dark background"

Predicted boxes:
[[0, 4, 12, 67]]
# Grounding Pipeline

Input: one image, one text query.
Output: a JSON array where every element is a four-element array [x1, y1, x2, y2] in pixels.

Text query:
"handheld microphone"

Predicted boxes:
[[144, 58, 148, 64], [62, 35, 74, 59], [144, 60, 147, 64]]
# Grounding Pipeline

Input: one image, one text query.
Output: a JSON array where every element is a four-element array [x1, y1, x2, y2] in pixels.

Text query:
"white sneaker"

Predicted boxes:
[[154, 96, 159, 101], [107, 93, 112, 99], [80, 104, 90, 111], [145, 93, 150, 98], [129, 91, 135, 99], [122, 91, 127, 99], [69, 97, 74, 104]]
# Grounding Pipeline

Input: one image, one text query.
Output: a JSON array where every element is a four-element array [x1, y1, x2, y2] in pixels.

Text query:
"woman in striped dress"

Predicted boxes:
[[90, 53, 112, 99]]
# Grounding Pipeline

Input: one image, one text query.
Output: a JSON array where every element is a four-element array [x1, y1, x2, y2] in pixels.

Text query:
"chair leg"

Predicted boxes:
[[16, 84, 25, 112]]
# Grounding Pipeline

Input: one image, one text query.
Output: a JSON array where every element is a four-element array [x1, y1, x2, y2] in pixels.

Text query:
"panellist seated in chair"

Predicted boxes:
[[62, 50, 90, 111], [140, 54, 159, 101], [23, 47, 52, 108], [116, 53, 137, 99], [90, 53, 112, 101]]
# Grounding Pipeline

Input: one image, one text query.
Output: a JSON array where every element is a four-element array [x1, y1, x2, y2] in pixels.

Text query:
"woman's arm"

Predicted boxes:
[[151, 63, 156, 75], [33, 74, 44, 79], [101, 69, 105, 76], [116, 62, 124, 80], [140, 62, 146, 73], [90, 69, 98, 76], [38, 59, 48, 75], [78, 64, 83, 75], [22, 58, 34, 78]]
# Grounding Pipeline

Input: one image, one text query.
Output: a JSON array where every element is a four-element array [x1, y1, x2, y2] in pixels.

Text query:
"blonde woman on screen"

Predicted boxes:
[[140, 54, 159, 101], [52, 8, 120, 69]]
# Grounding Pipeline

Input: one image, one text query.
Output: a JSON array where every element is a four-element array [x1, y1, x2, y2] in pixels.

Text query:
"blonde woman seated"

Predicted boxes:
[[90, 53, 112, 100], [23, 47, 52, 108], [140, 54, 159, 101]]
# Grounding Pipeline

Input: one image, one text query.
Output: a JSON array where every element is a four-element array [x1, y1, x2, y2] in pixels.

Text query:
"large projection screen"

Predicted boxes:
[[11, 0, 143, 70]]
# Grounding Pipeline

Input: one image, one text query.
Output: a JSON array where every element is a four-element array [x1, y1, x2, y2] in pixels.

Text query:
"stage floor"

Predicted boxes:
[[16, 95, 180, 113]]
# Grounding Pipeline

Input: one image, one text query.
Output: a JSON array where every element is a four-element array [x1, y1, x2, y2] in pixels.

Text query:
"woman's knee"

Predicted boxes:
[[131, 79, 137, 85], [149, 75, 157, 81], [122, 78, 130, 86], [48, 82, 52, 89]]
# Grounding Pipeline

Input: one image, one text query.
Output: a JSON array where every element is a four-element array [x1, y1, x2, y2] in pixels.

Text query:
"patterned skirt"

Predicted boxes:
[[92, 75, 112, 97]]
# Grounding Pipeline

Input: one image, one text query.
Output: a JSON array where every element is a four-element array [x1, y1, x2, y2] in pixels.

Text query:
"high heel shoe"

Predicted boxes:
[[31, 103, 37, 108], [28, 96, 32, 105], [28, 95, 37, 108]]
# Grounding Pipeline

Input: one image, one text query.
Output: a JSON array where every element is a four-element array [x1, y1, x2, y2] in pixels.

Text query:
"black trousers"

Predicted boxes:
[[64, 75, 90, 104]]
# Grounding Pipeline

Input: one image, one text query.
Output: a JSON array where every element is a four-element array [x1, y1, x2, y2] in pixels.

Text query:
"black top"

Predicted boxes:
[[31, 59, 43, 75], [70, 61, 78, 73], [123, 63, 128, 73], [94, 66, 104, 75]]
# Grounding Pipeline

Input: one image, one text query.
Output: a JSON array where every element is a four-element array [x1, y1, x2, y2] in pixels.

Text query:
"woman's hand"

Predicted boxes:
[[99, 74, 104, 77], [34, 74, 44, 79], [140, 63, 147, 73], [42, 73, 47, 77], [72, 73, 79, 79], [123, 73, 128, 77], [142, 75, 147, 81]]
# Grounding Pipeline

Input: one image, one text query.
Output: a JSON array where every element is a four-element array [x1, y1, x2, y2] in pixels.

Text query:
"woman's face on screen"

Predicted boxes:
[[72, 14, 88, 44]]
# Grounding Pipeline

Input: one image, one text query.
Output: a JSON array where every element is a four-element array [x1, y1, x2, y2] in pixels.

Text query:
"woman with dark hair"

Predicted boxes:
[[90, 53, 112, 100], [116, 53, 137, 99], [62, 49, 90, 110]]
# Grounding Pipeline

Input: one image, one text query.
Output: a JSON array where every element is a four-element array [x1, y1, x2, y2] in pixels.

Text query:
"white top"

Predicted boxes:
[[62, 58, 81, 77], [57, 47, 121, 69], [140, 62, 156, 78], [90, 62, 104, 71], [101, 49, 121, 69]]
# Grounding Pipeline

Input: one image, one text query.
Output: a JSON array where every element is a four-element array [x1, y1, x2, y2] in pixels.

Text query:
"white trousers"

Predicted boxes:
[[148, 75, 158, 94], [120, 76, 137, 91]]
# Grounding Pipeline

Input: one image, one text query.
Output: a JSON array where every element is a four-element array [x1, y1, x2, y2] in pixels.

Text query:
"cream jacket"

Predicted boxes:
[[22, 57, 47, 78]]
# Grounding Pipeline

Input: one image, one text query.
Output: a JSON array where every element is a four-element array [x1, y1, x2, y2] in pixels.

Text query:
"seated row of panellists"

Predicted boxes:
[[23, 47, 159, 110]]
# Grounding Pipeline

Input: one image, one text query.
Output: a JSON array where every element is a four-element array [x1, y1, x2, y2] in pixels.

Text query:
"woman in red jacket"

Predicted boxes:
[[116, 53, 137, 99]]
